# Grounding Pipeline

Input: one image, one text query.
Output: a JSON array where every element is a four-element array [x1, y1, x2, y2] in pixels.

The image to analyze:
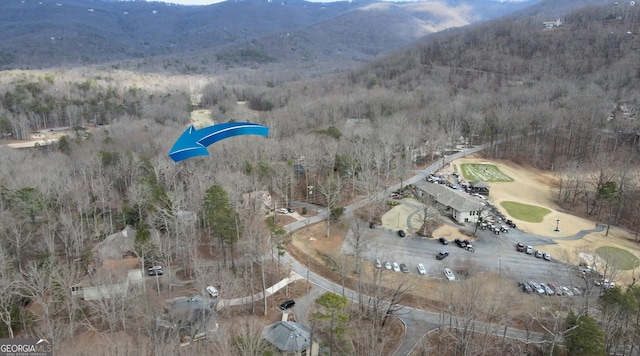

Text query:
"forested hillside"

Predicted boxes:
[[0, 0, 534, 72], [0, 1, 639, 354]]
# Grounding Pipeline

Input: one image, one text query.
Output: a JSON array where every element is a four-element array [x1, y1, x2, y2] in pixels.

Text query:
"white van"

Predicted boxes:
[[206, 286, 219, 298]]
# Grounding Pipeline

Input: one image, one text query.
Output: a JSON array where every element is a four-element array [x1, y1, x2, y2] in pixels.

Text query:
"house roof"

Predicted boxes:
[[241, 190, 272, 210], [93, 226, 137, 260], [414, 181, 484, 213], [469, 181, 490, 189], [163, 296, 218, 336], [262, 321, 312, 352]]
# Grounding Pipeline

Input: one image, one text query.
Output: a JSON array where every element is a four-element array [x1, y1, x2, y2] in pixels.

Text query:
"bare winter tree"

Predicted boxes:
[[20, 259, 63, 341], [317, 174, 343, 238]]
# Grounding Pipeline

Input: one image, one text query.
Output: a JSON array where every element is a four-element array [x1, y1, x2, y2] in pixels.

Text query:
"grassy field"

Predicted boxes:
[[500, 201, 551, 223], [460, 164, 513, 182], [596, 246, 640, 270], [190, 109, 214, 128]]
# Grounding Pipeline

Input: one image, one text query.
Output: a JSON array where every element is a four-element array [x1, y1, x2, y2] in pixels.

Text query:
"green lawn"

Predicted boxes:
[[596, 246, 640, 271], [500, 201, 551, 223], [460, 164, 513, 182]]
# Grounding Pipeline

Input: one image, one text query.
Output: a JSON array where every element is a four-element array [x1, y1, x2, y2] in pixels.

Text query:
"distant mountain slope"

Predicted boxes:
[[350, 0, 640, 93], [0, 0, 536, 71]]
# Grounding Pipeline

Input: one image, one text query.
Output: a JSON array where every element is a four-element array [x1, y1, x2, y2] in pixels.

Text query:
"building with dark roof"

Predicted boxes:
[[262, 321, 319, 356], [158, 295, 218, 342]]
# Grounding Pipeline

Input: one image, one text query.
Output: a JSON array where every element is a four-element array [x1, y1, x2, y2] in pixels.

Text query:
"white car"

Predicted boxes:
[[543, 252, 551, 261], [206, 286, 219, 298], [148, 266, 164, 276], [384, 261, 392, 270], [392, 262, 401, 272], [561, 286, 574, 297], [417, 263, 426, 275], [276, 208, 289, 214], [444, 268, 455, 281]]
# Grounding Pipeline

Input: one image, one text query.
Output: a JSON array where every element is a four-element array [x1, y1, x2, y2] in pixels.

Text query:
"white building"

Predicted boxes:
[[414, 181, 486, 224]]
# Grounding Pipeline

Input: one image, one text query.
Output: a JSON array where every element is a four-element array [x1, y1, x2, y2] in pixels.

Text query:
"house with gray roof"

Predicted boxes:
[[414, 181, 486, 224], [158, 295, 218, 342], [262, 321, 319, 356]]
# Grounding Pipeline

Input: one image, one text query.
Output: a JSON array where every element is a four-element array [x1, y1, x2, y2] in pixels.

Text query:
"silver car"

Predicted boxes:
[[444, 268, 456, 281], [392, 262, 401, 272], [528, 281, 545, 295], [540, 283, 554, 296]]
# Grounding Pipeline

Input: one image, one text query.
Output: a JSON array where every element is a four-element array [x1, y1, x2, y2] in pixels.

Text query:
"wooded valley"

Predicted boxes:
[[0, 1, 639, 355]]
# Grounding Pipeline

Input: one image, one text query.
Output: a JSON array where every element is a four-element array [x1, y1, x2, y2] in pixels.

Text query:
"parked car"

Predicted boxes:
[[392, 262, 401, 272], [280, 300, 295, 311], [400, 263, 409, 273], [438, 237, 449, 245], [369, 222, 376, 229], [444, 268, 456, 281], [543, 252, 551, 261], [529, 281, 545, 295], [417, 263, 427, 275], [148, 266, 164, 276], [465, 244, 475, 252], [454, 238, 465, 248], [525, 246, 534, 255], [397, 230, 406, 237], [603, 279, 616, 289], [374, 259, 382, 268], [436, 251, 449, 260], [516, 242, 525, 252], [206, 286, 219, 298], [561, 286, 574, 297], [384, 261, 392, 270], [535, 250, 543, 258], [540, 283, 554, 296], [548, 283, 562, 296], [572, 287, 582, 296], [276, 208, 289, 214], [520, 282, 533, 293]]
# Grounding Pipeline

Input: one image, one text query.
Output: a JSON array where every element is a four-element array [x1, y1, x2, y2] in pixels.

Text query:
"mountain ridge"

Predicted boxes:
[[1, 0, 537, 71]]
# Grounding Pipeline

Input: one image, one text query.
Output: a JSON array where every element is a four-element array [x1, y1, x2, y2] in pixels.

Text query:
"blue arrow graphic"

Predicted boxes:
[[169, 122, 269, 162]]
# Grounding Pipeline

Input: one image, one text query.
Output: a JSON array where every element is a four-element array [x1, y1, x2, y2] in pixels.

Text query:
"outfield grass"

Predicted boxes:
[[500, 201, 551, 223], [460, 164, 513, 182], [596, 246, 640, 271]]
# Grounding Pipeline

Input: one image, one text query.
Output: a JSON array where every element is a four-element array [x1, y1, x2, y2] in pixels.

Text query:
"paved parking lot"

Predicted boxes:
[[350, 222, 584, 289]]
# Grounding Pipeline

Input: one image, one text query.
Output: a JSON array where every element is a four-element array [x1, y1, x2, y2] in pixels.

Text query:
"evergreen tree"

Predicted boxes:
[[203, 184, 240, 269], [564, 311, 606, 356], [313, 292, 349, 356]]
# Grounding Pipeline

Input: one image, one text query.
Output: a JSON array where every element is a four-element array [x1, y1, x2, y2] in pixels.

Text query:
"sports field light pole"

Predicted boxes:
[[555, 219, 560, 232]]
